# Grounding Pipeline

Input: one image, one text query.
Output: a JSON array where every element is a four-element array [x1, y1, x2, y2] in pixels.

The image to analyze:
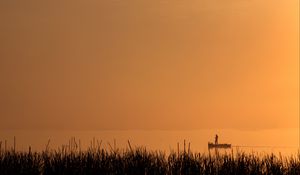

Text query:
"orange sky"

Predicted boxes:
[[0, 0, 298, 131]]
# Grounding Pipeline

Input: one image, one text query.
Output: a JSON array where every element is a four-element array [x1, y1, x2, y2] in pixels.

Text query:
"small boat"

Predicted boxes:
[[208, 134, 231, 149], [208, 142, 231, 149]]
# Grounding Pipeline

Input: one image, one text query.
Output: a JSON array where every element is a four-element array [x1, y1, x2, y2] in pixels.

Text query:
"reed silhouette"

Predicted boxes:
[[0, 138, 299, 175]]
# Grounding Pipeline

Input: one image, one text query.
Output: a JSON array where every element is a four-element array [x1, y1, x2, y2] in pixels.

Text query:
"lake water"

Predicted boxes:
[[0, 128, 298, 156]]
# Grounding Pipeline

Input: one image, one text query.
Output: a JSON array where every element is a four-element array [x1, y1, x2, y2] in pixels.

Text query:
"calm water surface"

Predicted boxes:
[[0, 129, 298, 156]]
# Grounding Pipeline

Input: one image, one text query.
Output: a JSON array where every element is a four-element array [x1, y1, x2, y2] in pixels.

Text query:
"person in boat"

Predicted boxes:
[[215, 134, 218, 144]]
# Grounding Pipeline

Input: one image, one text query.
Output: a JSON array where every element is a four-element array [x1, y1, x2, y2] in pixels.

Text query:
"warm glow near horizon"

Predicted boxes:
[[0, 0, 298, 133]]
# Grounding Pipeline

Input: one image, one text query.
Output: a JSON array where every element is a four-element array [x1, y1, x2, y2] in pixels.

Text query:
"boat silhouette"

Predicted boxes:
[[208, 134, 231, 149]]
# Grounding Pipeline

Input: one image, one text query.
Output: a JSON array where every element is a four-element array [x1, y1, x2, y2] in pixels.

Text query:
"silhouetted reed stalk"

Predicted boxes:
[[13, 136, 16, 153], [114, 138, 116, 151], [177, 142, 179, 157], [45, 139, 50, 153], [4, 140, 7, 152], [97, 139, 102, 152], [184, 139, 186, 154], [0, 139, 299, 175], [79, 139, 81, 152], [107, 141, 114, 152], [127, 140, 133, 151]]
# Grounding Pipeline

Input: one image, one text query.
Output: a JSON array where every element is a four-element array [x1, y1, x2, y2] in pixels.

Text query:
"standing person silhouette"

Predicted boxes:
[[215, 134, 218, 144]]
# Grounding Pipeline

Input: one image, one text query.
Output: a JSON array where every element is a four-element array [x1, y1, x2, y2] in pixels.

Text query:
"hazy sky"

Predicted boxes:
[[0, 0, 298, 131]]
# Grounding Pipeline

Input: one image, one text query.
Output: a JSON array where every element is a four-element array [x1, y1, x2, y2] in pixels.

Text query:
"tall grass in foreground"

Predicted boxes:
[[0, 144, 299, 174]]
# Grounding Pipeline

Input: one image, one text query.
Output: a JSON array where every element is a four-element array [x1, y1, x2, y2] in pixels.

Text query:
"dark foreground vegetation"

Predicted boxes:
[[0, 146, 299, 175]]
